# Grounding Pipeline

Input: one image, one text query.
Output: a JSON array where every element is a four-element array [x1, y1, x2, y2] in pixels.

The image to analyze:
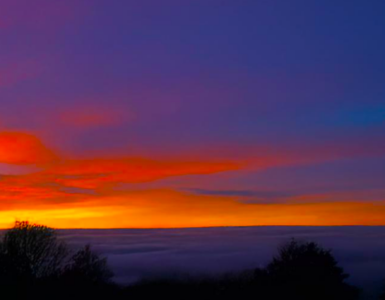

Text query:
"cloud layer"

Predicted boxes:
[[1, 130, 385, 228]]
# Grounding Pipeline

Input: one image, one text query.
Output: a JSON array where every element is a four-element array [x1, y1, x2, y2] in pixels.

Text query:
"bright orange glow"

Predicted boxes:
[[1, 130, 385, 228], [1, 189, 384, 228]]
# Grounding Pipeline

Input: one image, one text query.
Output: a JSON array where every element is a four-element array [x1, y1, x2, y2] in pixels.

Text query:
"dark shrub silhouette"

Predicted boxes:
[[262, 239, 360, 300], [124, 275, 253, 300], [380, 285, 385, 300], [56, 245, 117, 299], [64, 244, 114, 284]]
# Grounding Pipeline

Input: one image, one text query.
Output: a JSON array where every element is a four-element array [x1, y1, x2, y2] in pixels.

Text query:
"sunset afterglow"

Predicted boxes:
[[1, 0, 384, 228]]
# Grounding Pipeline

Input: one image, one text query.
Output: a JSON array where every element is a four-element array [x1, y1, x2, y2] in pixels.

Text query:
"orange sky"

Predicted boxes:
[[1, 131, 385, 228]]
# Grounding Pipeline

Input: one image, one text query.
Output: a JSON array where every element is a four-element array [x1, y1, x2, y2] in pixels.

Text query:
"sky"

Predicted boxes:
[[0, 0, 385, 228]]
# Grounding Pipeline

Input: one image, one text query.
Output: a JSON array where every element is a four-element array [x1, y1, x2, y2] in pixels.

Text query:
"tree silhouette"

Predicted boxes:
[[0, 221, 68, 281], [0, 221, 115, 298], [263, 239, 360, 300]]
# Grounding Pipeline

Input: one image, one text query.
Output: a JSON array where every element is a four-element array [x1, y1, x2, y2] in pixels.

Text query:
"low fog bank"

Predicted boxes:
[[55, 226, 385, 296]]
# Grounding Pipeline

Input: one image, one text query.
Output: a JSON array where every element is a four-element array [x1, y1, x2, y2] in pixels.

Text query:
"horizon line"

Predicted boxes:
[[1, 224, 385, 230]]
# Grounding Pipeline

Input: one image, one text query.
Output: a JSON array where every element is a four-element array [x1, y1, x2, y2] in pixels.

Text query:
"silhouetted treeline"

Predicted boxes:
[[1, 221, 384, 299]]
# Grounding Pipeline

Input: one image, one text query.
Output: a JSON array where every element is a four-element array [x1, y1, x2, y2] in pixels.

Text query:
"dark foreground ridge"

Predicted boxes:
[[0, 222, 383, 300]]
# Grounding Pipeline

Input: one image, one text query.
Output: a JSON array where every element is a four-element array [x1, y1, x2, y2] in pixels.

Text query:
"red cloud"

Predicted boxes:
[[48, 158, 241, 189], [0, 132, 57, 165], [0, 131, 242, 209]]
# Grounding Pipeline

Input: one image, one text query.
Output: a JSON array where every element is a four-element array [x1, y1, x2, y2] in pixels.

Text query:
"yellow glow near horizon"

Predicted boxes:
[[1, 190, 385, 229]]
